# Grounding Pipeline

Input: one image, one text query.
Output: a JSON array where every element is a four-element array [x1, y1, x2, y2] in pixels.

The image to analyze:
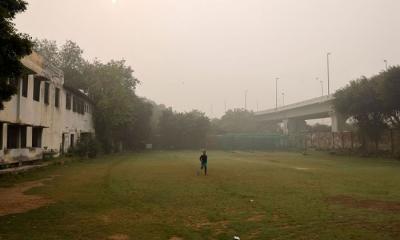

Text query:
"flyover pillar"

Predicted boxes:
[[282, 118, 307, 135], [330, 111, 346, 132]]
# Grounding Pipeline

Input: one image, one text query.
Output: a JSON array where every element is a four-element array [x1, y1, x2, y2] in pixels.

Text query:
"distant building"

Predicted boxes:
[[0, 52, 94, 165]]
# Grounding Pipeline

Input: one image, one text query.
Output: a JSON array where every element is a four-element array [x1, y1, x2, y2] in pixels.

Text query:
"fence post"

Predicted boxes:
[[390, 129, 394, 156], [341, 132, 345, 150], [351, 132, 354, 151]]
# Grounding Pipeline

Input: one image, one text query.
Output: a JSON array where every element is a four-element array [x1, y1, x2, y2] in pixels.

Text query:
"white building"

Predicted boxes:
[[0, 52, 95, 165]]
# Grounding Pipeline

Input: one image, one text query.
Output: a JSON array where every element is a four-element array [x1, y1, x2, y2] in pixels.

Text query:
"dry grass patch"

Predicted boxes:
[[327, 195, 400, 212], [0, 178, 54, 216], [108, 234, 129, 240]]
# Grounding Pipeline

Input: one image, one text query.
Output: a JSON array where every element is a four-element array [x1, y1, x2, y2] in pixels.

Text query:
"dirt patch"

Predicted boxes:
[[0, 178, 55, 216], [246, 214, 265, 222], [191, 220, 230, 235], [108, 234, 129, 240], [169, 237, 183, 240], [327, 195, 400, 212]]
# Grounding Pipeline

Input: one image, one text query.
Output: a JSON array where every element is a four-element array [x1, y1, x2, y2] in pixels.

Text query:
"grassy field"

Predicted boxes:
[[0, 151, 399, 240]]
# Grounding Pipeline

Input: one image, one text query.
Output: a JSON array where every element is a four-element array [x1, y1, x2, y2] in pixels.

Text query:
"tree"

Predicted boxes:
[[334, 77, 387, 150], [157, 109, 210, 149], [34, 39, 154, 152], [211, 109, 279, 134], [379, 66, 400, 128], [0, 0, 32, 109], [59, 41, 87, 90], [34, 39, 87, 90], [33, 39, 60, 66], [85, 60, 149, 152]]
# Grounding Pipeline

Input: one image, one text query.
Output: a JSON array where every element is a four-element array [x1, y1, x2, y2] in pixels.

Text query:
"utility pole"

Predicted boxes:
[[256, 99, 259, 112], [244, 90, 248, 110], [317, 77, 323, 96], [224, 100, 227, 113], [327, 52, 331, 95], [275, 78, 278, 110]]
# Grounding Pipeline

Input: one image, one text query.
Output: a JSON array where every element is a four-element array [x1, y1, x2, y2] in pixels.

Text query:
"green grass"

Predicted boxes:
[[0, 151, 399, 240]]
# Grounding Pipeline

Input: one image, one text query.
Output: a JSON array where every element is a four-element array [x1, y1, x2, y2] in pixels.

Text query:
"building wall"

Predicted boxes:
[[0, 53, 95, 165]]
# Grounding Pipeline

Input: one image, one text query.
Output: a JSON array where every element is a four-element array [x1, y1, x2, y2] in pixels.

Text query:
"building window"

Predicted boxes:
[[44, 82, 50, 105], [55, 88, 60, 108], [73, 96, 77, 112], [32, 127, 43, 148], [70, 134, 75, 149], [7, 125, 20, 149], [66, 92, 71, 110], [20, 126, 27, 148], [33, 78, 41, 101], [22, 76, 28, 97], [0, 123, 3, 149], [79, 99, 84, 115]]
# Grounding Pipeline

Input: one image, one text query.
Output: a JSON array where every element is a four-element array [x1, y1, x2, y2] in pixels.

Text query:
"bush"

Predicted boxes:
[[73, 136, 101, 158]]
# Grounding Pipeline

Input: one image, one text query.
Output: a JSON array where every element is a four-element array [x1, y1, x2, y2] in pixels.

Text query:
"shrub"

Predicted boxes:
[[73, 136, 101, 158]]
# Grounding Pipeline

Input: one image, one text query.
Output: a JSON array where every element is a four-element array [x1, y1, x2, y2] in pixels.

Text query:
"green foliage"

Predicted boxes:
[[333, 68, 400, 148], [34, 39, 87, 90], [157, 109, 210, 149], [73, 135, 101, 158], [85, 60, 151, 152], [211, 109, 279, 134], [379, 67, 400, 127], [34, 39, 153, 153], [0, 0, 32, 109]]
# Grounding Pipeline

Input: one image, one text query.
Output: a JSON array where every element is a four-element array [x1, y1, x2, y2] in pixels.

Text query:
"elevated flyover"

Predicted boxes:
[[255, 95, 346, 134]]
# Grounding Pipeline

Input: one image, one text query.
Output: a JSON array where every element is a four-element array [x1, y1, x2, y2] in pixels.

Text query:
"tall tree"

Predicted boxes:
[[33, 39, 59, 66], [211, 109, 279, 134], [157, 109, 210, 149], [334, 77, 387, 149], [34, 39, 87, 90], [379, 67, 400, 128], [0, 0, 32, 109], [59, 40, 87, 90]]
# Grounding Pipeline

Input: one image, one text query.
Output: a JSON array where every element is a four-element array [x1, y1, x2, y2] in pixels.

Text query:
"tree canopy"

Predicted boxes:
[[334, 66, 400, 148], [211, 109, 280, 134], [34, 39, 152, 152], [0, 0, 32, 109], [156, 108, 210, 149]]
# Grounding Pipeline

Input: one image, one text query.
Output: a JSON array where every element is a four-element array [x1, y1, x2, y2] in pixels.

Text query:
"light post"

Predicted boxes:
[[384, 59, 388, 70], [327, 52, 331, 95], [317, 77, 323, 96], [281, 92, 285, 106], [256, 99, 259, 112], [224, 100, 227, 113], [245, 90, 248, 110], [275, 77, 279, 110]]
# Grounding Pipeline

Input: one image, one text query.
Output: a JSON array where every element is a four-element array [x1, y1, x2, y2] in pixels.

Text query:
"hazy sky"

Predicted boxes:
[[15, 0, 400, 117]]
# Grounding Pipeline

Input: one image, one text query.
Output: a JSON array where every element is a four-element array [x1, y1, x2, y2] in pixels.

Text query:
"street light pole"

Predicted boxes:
[[281, 92, 285, 106], [317, 77, 323, 96], [275, 77, 279, 110], [320, 80, 324, 97], [256, 99, 259, 112], [224, 100, 227, 113], [327, 52, 331, 95], [384, 59, 388, 70], [245, 90, 248, 110]]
